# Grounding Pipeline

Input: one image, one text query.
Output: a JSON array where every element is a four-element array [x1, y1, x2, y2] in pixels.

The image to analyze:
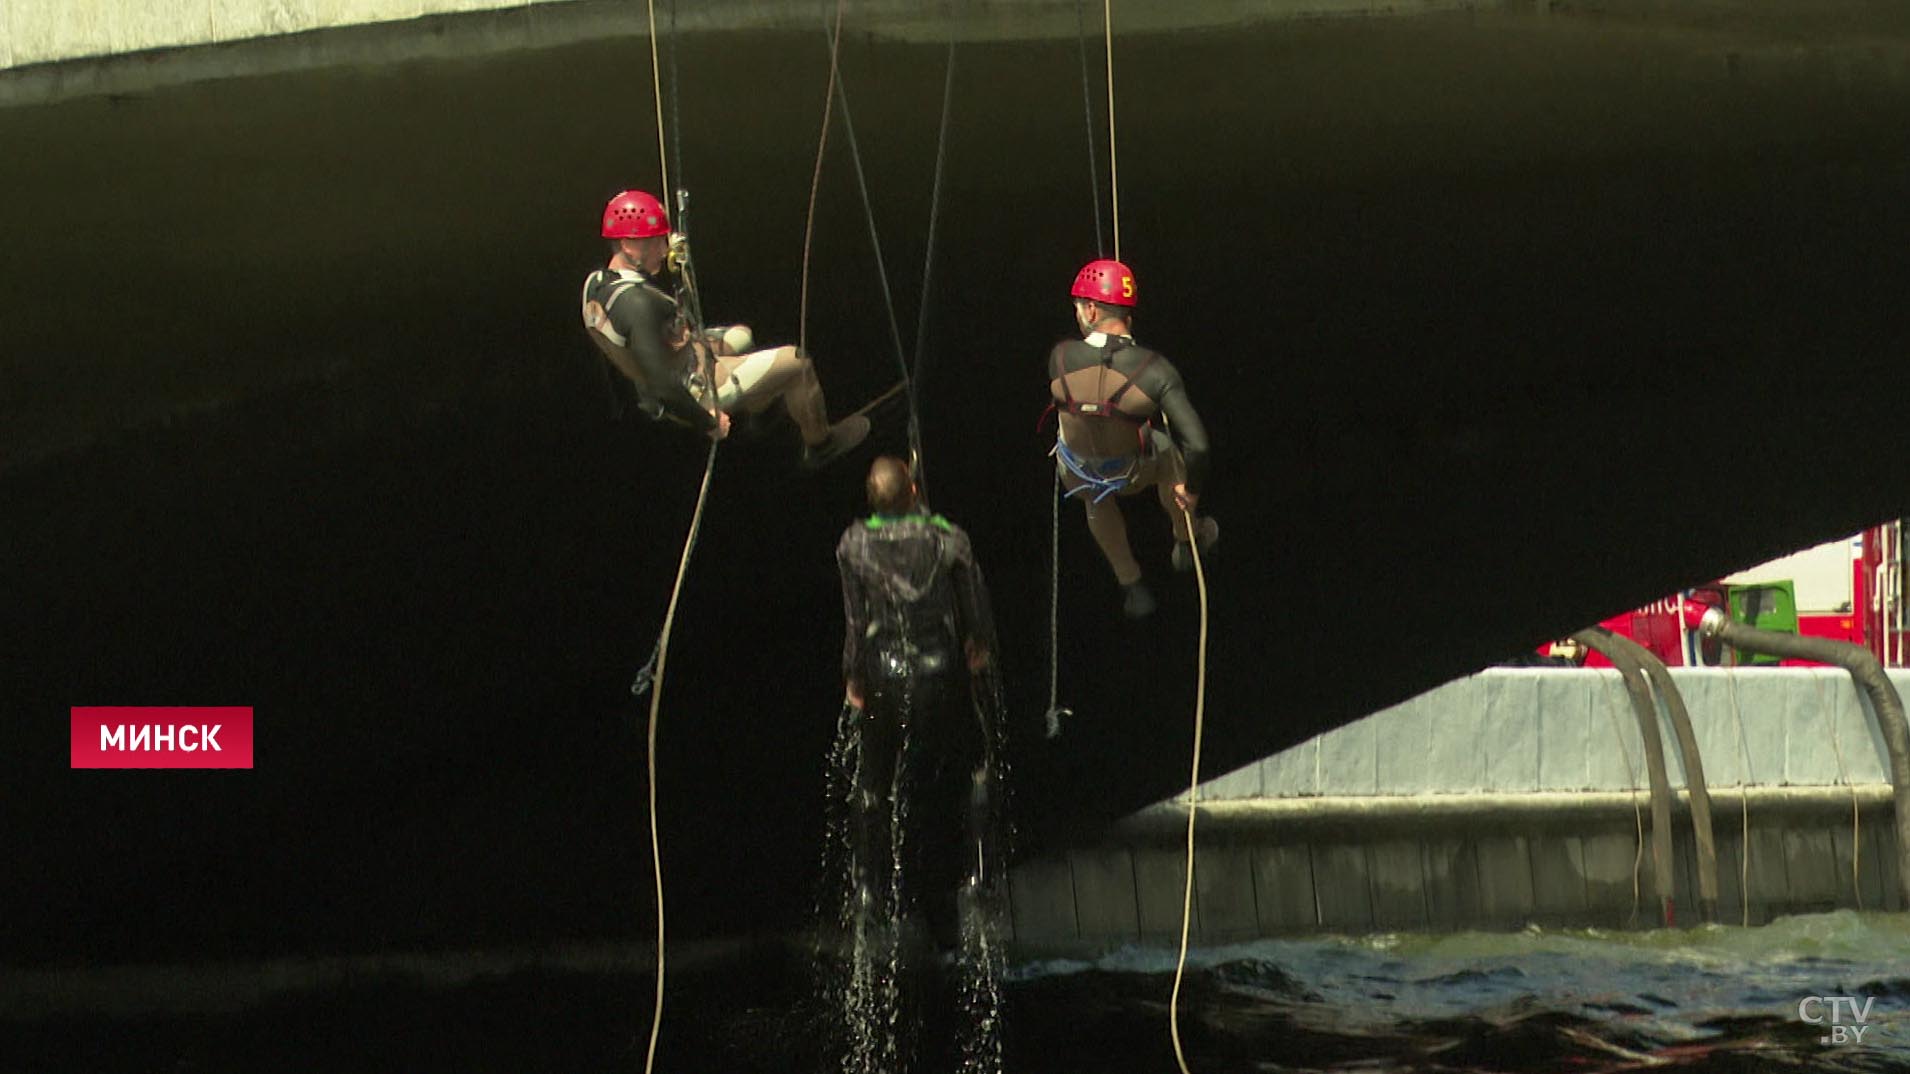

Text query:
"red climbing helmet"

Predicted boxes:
[[1070, 258, 1137, 307], [601, 190, 670, 239]]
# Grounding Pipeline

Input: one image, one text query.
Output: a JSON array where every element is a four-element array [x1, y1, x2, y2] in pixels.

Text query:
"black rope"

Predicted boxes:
[[1075, 0, 1107, 258], [908, 41, 958, 508], [821, 20, 913, 441]]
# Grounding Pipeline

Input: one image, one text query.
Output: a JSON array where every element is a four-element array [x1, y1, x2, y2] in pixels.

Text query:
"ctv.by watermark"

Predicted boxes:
[[1798, 996, 1884, 1046]]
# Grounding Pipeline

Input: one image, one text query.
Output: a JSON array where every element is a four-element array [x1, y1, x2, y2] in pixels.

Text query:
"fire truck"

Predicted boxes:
[[1553, 520, 1909, 669]]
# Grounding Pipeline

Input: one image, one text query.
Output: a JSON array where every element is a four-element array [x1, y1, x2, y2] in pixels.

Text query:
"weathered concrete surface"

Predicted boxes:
[[1010, 791, 1902, 948], [0, 0, 1484, 105], [1195, 668, 1910, 801]]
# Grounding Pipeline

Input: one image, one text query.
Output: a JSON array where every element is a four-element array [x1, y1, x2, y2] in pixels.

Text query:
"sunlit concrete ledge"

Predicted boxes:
[[0, 0, 1485, 108], [1112, 785, 1897, 841]]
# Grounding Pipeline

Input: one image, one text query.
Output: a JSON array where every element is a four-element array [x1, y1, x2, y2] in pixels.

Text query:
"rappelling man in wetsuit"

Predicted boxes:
[[580, 189, 870, 467], [1048, 259, 1217, 618]]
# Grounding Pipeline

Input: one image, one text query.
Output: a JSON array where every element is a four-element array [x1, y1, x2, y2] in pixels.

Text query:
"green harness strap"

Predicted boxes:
[[865, 512, 953, 533]]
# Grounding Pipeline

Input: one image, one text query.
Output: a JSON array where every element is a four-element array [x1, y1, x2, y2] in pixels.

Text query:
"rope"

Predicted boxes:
[[1074, 0, 1106, 257], [1102, 0, 1121, 261], [639, 440, 719, 1074], [906, 40, 958, 503], [798, 0, 844, 360], [637, 3, 718, 1071], [645, 0, 669, 207], [806, 4, 946, 502], [667, 0, 682, 197], [824, 29, 910, 404], [1168, 503, 1210, 1074], [1044, 472, 1071, 737], [847, 378, 907, 420]]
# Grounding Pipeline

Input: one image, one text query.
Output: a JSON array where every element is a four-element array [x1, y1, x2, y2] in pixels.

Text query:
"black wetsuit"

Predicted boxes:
[[580, 267, 716, 433], [835, 512, 1001, 945], [1048, 334, 1211, 495]]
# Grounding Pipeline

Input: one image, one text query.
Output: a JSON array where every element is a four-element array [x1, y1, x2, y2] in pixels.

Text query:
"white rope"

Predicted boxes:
[[1167, 503, 1210, 1074], [645, 0, 669, 201], [1102, 0, 1121, 261], [639, 442, 718, 1074]]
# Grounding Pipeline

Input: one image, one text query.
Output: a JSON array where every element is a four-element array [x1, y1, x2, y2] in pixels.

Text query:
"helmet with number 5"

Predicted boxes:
[[1070, 259, 1137, 308]]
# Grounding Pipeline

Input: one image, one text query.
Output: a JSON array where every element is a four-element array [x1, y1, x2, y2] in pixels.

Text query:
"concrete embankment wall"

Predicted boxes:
[[1006, 668, 1910, 952]]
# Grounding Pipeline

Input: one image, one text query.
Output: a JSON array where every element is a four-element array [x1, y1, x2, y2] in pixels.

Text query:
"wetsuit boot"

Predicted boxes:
[[800, 414, 872, 469], [1122, 579, 1157, 619], [1171, 516, 1219, 572]]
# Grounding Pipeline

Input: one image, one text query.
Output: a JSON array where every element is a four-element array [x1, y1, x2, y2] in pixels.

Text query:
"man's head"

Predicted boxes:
[[865, 456, 918, 515], [602, 190, 671, 275], [1070, 258, 1136, 336]]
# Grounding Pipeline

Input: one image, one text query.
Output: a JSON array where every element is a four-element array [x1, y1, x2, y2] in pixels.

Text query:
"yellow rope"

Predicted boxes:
[[1102, 0, 1121, 261], [641, 443, 720, 1074], [1168, 503, 1209, 1074], [646, 0, 670, 203], [639, 1, 692, 1070]]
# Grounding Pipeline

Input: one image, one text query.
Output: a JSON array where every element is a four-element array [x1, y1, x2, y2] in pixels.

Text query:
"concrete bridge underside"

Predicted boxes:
[[7, 0, 1910, 960]]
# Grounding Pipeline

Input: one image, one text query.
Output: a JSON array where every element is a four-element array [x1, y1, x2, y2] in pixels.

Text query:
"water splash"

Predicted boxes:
[[812, 650, 1014, 1074]]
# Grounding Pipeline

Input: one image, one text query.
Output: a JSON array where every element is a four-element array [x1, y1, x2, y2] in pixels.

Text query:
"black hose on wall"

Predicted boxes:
[[1701, 611, 1910, 910], [1573, 629, 1678, 926], [1598, 628, 1720, 924]]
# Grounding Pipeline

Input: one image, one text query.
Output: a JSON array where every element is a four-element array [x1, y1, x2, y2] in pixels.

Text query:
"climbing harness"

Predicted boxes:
[[1051, 440, 1138, 504], [1046, 334, 1162, 503]]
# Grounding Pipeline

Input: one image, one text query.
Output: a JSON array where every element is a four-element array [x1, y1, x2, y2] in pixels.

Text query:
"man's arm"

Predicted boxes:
[[607, 287, 717, 432], [946, 527, 998, 673], [837, 529, 869, 704], [1154, 361, 1211, 498]]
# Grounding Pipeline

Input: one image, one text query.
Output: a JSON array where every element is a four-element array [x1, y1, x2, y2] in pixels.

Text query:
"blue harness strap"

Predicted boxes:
[[1053, 438, 1139, 504]]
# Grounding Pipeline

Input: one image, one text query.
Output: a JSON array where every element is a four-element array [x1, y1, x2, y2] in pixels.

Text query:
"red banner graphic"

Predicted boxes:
[[71, 707, 255, 769]]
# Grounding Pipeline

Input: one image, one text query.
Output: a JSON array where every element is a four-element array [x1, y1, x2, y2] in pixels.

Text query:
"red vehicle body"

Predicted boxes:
[[1551, 521, 1909, 669]]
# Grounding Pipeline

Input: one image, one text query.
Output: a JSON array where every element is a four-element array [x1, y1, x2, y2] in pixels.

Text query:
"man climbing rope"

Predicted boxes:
[[581, 189, 870, 467], [1047, 258, 1217, 619], [831, 455, 1007, 1071]]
